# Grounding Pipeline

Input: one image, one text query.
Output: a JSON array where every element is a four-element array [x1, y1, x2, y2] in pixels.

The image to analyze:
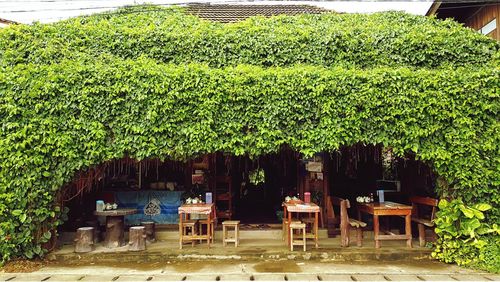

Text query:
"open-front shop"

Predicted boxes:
[[60, 143, 438, 252]]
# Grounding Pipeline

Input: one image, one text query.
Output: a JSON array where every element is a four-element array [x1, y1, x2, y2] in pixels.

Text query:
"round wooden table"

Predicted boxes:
[[94, 208, 137, 248]]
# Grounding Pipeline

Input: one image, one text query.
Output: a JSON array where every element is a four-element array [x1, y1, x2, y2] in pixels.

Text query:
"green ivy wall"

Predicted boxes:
[[0, 6, 499, 271]]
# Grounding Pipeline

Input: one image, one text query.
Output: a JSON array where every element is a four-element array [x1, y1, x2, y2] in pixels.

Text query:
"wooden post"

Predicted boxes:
[[340, 200, 349, 247], [105, 216, 124, 248], [128, 226, 146, 251], [141, 221, 156, 243], [75, 227, 94, 253]]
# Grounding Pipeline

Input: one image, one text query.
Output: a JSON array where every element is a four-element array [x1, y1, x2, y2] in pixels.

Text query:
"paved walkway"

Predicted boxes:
[[1, 260, 498, 281]]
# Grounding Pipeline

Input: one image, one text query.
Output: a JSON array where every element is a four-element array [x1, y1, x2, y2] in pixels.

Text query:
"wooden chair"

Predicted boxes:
[[331, 196, 367, 247], [409, 196, 438, 247]]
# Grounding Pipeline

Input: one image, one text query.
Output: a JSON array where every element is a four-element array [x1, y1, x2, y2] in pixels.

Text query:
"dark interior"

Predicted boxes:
[[61, 145, 437, 231]]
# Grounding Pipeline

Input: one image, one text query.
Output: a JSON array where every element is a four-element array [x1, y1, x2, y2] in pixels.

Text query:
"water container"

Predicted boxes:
[[304, 192, 311, 203], [96, 200, 104, 212], [205, 192, 213, 204], [377, 190, 385, 203]]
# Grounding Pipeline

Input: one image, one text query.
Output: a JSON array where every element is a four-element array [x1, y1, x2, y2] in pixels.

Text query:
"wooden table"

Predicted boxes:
[[178, 203, 215, 248], [357, 201, 412, 248], [283, 202, 320, 248], [94, 208, 137, 248]]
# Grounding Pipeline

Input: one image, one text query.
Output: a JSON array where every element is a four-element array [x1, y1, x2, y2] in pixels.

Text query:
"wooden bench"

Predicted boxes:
[[409, 196, 438, 247], [331, 196, 367, 247]]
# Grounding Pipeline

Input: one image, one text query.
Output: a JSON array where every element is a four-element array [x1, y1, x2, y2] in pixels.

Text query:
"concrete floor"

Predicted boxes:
[[2, 229, 498, 281]]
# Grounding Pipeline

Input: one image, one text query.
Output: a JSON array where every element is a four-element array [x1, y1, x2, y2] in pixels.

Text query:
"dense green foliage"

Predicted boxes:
[[0, 6, 498, 270], [433, 199, 500, 272], [1, 6, 499, 68]]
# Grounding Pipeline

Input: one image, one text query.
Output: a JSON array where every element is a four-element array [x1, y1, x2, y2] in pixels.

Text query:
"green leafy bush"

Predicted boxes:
[[0, 6, 498, 271], [432, 199, 500, 272], [1, 6, 498, 68]]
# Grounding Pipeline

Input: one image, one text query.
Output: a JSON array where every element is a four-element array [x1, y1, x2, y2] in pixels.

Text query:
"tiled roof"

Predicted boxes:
[[186, 4, 328, 23]]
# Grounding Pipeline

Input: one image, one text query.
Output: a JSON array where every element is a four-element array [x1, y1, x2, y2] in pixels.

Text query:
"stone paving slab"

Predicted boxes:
[[285, 274, 319, 281], [252, 274, 289, 281], [149, 274, 188, 281], [219, 274, 253, 281], [6, 274, 52, 281], [114, 274, 157, 281], [317, 274, 354, 281], [380, 274, 421, 281], [0, 274, 17, 281], [449, 274, 490, 281], [418, 274, 457, 281], [350, 274, 388, 281], [484, 274, 500, 281], [45, 274, 87, 281]]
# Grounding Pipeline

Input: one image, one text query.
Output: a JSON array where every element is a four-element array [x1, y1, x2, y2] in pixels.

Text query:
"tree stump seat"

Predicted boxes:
[[75, 227, 94, 253], [141, 221, 156, 243], [128, 226, 146, 251]]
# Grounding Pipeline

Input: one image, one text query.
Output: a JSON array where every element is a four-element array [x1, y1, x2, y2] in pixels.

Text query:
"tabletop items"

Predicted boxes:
[[96, 200, 118, 212]]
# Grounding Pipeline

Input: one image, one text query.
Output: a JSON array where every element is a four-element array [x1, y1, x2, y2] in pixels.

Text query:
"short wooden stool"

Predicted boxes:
[[128, 226, 146, 251], [301, 217, 317, 242], [282, 219, 300, 241], [290, 222, 306, 251], [179, 219, 198, 249], [222, 220, 240, 247], [141, 221, 156, 243], [198, 217, 216, 244], [75, 227, 94, 253]]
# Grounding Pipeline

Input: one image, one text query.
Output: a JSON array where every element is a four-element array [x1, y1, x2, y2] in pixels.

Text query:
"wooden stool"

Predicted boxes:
[[141, 221, 156, 243], [179, 220, 198, 249], [198, 217, 216, 244], [290, 222, 306, 252], [128, 226, 146, 251], [222, 220, 240, 247], [282, 219, 300, 241], [302, 217, 315, 232], [74, 227, 94, 253]]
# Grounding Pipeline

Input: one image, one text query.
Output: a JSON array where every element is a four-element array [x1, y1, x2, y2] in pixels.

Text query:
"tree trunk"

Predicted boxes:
[[141, 221, 156, 243], [75, 227, 94, 253], [105, 216, 124, 248], [128, 226, 146, 251]]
